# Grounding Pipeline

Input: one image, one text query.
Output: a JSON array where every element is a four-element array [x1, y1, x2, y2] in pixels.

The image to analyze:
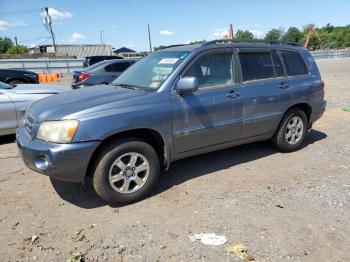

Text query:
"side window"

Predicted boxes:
[[271, 51, 284, 77], [105, 64, 114, 72], [105, 63, 130, 72], [112, 62, 130, 72], [239, 52, 274, 81], [184, 52, 234, 88], [280, 50, 308, 76]]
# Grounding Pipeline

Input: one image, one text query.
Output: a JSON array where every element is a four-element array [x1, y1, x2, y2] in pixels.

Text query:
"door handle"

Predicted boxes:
[[226, 90, 240, 98], [278, 82, 289, 89]]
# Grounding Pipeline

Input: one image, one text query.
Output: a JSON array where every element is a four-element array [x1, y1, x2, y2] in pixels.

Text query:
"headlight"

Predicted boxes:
[[37, 120, 79, 143]]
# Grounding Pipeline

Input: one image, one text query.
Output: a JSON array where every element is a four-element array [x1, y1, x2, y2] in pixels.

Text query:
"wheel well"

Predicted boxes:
[[287, 103, 312, 123], [6, 78, 27, 84], [86, 129, 166, 178]]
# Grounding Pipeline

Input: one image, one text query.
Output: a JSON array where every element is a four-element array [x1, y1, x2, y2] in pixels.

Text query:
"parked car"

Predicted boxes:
[[0, 81, 68, 136], [72, 59, 137, 89], [83, 55, 123, 68], [0, 69, 39, 85], [17, 40, 326, 205]]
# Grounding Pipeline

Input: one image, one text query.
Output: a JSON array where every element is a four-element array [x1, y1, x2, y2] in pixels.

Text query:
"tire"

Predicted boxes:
[[8, 79, 26, 85], [92, 138, 160, 205], [271, 108, 308, 152]]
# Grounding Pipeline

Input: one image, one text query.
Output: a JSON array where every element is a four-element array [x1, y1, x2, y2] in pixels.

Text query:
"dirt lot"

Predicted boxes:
[[0, 58, 349, 262]]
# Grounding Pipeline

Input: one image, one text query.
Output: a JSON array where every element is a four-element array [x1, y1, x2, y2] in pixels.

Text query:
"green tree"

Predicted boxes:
[[236, 30, 254, 40], [189, 40, 206, 44], [6, 45, 28, 54], [265, 28, 283, 41], [0, 37, 14, 53], [282, 27, 302, 43], [153, 45, 167, 51]]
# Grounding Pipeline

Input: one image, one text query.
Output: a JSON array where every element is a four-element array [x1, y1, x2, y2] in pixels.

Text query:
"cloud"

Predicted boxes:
[[67, 33, 87, 42], [249, 29, 265, 39], [210, 28, 228, 40], [159, 30, 174, 36], [0, 20, 26, 31], [46, 8, 73, 20]]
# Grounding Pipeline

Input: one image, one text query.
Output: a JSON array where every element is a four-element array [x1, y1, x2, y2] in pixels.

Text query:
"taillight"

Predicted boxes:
[[78, 72, 90, 82]]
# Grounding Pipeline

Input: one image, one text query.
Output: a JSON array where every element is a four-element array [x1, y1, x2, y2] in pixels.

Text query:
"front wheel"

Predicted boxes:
[[271, 108, 308, 152], [92, 138, 160, 205]]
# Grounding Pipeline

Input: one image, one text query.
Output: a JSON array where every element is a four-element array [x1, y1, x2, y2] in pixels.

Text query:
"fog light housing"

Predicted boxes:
[[35, 155, 49, 170]]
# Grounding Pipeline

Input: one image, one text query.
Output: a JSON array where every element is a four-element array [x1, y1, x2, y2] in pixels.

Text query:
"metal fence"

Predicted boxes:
[[311, 49, 350, 59], [0, 49, 350, 73], [0, 58, 84, 73]]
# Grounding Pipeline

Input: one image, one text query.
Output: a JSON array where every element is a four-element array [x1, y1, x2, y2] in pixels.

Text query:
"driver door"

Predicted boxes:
[[171, 48, 242, 155], [0, 91, 17, 135]]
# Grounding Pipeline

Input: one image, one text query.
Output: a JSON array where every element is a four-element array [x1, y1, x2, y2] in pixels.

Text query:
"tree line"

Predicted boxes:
[[155, 23, 350, 50], [0, 37, 28, 54]]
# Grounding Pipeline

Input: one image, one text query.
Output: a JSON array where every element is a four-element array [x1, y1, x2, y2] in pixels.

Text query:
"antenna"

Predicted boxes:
[[44, 7, 57, 53]]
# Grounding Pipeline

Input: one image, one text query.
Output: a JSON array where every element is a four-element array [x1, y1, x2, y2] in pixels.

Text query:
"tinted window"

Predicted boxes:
[[184, 52, 234, 88], [239, 52, 274, 81], [112, 62, 130, 72], [271, 51, 284, 77], [280, 50, 308, 76]]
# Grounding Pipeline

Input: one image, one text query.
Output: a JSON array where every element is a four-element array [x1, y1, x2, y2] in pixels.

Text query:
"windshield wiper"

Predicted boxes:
[[112, 83, 142, 90]]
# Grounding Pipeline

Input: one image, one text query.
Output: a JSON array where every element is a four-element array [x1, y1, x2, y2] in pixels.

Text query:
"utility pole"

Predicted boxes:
[[14, 37, 18, 53], [148, 24, 152, 53], [99, 30, 104, 44], [44, 7, 57, 53]]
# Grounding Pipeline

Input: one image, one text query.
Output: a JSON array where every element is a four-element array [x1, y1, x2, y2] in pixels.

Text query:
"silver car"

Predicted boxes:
[[0, 81, 68, 136]]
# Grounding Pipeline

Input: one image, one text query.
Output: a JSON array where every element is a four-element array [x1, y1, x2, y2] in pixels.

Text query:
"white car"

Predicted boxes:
[[0, 81, 68, 136]]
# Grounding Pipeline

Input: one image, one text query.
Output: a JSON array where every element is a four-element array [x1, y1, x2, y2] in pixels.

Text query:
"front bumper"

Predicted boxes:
[[16, 127, 99, 183]]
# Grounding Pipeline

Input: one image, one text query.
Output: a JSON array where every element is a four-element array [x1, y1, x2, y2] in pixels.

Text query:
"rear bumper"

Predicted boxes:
[[16, 127, 99, 183], [310, 100, 327, 124]]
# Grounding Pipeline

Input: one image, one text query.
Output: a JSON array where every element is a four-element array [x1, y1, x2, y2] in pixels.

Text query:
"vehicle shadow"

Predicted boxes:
[[0, 134, 16, 145], [155, 129, 327, 194], [51, 129, 327, 209]]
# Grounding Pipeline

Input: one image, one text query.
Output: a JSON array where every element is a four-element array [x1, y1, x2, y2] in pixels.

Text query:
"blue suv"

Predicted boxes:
[[17, 40, 326, 205]]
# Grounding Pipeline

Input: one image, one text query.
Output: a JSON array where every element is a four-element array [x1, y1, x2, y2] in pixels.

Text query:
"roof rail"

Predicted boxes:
[[203, 39, 303, 47]]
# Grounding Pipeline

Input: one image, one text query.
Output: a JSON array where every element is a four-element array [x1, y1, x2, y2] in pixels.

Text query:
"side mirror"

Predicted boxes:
[[175, 77, 198, 94]]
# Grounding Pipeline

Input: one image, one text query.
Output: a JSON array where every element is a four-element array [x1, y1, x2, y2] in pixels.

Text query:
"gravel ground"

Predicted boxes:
[[0, 58, 349, 262]]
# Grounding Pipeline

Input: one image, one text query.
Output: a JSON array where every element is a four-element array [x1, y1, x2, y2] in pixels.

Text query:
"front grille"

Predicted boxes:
[[24, 115, 34, 136]]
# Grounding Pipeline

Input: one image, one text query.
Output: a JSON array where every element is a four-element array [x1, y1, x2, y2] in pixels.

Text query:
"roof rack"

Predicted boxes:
[[203, 39, 303, 47]]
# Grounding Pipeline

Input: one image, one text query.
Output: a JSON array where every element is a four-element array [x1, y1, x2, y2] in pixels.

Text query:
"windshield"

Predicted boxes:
[[112, 51, 189, 91], [0, 81, 13, 89]]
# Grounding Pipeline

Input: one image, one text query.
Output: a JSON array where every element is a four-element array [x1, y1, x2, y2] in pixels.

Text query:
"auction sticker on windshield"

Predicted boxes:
[[159, 58, 179, 64]]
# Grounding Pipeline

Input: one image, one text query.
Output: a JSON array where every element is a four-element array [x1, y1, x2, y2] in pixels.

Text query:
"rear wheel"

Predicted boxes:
[[92, 138, 160, 205], [271, 108, 308, 152]]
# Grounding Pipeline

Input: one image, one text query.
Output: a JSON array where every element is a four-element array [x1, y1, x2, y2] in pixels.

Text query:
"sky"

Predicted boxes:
[[0, 0, 349, 51]]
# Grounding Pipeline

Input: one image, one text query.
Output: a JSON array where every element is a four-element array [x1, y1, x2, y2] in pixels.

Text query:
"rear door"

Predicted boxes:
[[172, 48, 242, 154], [234, 48, 291, 138], [279, 49, 315, 99], [0, 91, 17, 134]]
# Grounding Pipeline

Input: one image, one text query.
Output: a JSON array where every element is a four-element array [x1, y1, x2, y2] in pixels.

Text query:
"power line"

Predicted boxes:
[[0, 8, 42, 16]]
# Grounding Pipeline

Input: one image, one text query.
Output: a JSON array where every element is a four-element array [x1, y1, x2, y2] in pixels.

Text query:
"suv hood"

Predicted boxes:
[[27, 85, 154, 122], [10, 84, 68, 94]]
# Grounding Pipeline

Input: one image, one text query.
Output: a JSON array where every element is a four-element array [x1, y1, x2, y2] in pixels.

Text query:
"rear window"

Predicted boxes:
[[280, 50, 308, 76], [239, 52, 274, 81]]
